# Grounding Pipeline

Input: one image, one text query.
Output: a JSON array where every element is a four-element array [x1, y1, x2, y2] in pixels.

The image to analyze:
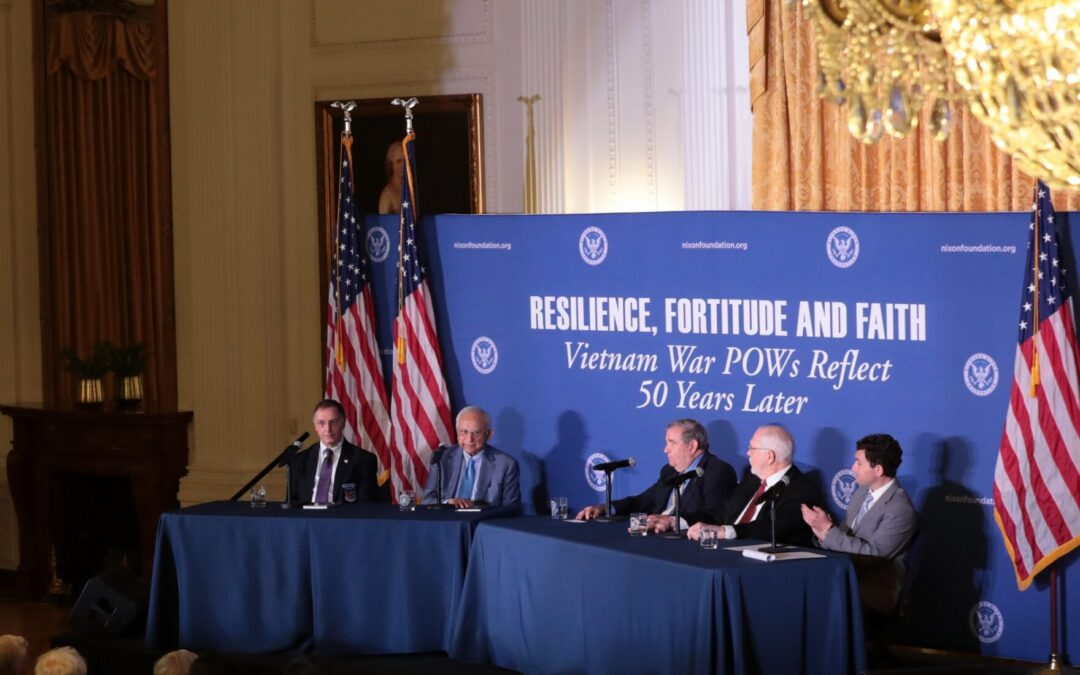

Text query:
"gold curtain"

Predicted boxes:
[[750, 0, 1080, 212], [41, 11, 176, 410]]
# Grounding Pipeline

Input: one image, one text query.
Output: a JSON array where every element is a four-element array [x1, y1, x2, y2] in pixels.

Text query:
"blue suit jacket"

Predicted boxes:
[[421, 444, 521, 507], [610, 452, 736, 525]]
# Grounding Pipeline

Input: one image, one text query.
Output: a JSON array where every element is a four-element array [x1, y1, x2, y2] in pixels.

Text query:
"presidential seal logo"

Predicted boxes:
[[970, 601, 1004, 644], [831, 470, 858, 510], [585, 452, 611, 492], [366, 226, 390, 263], [471, 337, 498, 375], [964, 353, 999, 397], [826, 226, 860, 268], [579, 226, 608, 265]]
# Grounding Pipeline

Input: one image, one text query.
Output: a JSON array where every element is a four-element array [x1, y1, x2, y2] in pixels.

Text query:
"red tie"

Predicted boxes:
[[737, 480, 768, 525]]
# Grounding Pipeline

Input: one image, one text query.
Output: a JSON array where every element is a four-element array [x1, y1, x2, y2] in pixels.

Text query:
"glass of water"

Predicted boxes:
[[699, 525, 719, 549], [629, 512, 648, 536], [398, 489, 416, 511], [250, 484, 267, 508], [550, 496, 568, 520]]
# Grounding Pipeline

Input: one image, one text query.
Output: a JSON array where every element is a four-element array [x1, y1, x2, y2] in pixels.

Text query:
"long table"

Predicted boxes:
[[145, 501, 515, 654], [449, 518, 866, 675]]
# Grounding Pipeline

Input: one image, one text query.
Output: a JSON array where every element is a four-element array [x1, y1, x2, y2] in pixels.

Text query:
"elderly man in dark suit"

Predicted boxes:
[[801, 433, 918, 615], [688, 424, 816, 547], [576, 418, 736, 532], [288, 399, 378, 505]]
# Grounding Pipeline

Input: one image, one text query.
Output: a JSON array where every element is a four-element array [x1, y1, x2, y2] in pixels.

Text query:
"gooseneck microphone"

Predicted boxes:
[[231, 431, 312, 504], [591, 457, 636, 472], [759, 474, 791, 502], [662, 465, 705, 487]]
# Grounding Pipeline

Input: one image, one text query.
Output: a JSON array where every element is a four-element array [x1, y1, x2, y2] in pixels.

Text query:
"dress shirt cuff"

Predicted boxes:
[[722, 525, 736, 540]]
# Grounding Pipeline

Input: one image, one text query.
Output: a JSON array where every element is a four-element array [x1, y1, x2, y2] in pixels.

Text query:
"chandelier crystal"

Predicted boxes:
[[802, 0, 957, 144], [932, 0, 1080, 189]]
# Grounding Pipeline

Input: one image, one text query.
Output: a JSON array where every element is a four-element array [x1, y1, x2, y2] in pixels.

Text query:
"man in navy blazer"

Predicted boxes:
[[575, 418, 736, 532], [421, 406, 521, 508], [801, 433, 917, 614], [687, 424, 817, 547], [288, 399, 379, 504]]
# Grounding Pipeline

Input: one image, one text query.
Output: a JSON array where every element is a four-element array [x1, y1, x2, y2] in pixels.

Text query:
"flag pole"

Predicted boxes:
[[390, 97, 419, 364], [1031, 565, 1075, 674], [329, 101, 357, 369]]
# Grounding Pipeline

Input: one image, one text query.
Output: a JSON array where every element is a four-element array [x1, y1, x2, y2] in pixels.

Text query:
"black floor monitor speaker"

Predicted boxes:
[[69, 568, 148, 639]]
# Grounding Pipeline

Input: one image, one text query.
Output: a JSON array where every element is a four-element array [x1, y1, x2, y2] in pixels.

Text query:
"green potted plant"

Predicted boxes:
[[110, 342, 147, 406], [59, 341, 113, 406]]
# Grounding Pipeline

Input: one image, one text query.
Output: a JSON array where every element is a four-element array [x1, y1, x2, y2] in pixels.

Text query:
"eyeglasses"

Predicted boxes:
[[457, 429, 487, 438], [748, 446, 773, 453]]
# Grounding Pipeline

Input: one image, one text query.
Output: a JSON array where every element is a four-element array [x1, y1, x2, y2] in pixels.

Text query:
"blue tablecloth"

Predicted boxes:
[[145, 501, 515, 654], [449, 518, 866, 675]]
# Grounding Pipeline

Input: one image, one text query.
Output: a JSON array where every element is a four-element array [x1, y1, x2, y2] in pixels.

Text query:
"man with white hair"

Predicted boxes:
[[688, 424, 816, 546], [0, 634, 28, 675], [421, 405, 521, 508]]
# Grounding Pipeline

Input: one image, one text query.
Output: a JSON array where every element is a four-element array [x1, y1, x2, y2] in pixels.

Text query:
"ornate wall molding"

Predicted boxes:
[[309, 0, 491, 52]]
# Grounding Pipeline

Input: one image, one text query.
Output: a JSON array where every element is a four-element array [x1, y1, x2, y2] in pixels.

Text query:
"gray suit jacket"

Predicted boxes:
[[822, 480, 916, 558], [421, 444, 521, 507], [821, 480, 917, 614]]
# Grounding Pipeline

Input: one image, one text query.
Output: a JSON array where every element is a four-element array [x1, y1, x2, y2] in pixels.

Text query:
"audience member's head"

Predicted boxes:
[[0, 635, 29, 675], [33, 647, 86, 675], [154, 649, 199, 675]]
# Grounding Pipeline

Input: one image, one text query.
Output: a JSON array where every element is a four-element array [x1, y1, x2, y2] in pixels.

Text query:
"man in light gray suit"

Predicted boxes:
[[421, 405, 521, 509], [801, 433, 917, 615]]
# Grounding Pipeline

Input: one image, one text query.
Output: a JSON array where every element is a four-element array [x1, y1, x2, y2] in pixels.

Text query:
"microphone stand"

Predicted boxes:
[[660, 487, 685, 539], [426, 447, 454, 510], [230, 440, 303, 505], [761, 499, 785, 553], [594, 469, 617, 522]]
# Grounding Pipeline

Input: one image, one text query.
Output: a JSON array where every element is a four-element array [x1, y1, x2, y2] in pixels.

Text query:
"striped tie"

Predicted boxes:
[[851, 492, 874, 530]]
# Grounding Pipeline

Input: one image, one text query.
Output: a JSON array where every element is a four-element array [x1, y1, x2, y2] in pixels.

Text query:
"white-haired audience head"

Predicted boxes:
[[33, 646, 86, 675], [0, 635, 28, 675], [153, 649, 199, 675]]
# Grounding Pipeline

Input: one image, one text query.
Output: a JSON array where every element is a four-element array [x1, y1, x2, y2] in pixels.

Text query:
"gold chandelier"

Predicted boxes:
[[803, 0, 956, 144], [802, 0, 1080, 190], [933, 0, 1080, 190]]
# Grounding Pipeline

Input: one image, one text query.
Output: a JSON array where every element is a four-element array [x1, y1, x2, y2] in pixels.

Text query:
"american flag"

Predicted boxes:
[[324, 133, 392, 486], [995, 181, 1080, 590], [389, 132, 453, 497]]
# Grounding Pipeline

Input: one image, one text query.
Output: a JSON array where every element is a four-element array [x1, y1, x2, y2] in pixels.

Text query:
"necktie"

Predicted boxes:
[[662, 480, 690, 515], [314, 449, 334, 504], [737, 480, 768, 525], [851, 492, 875, 530], [458, 457, 476, 499]]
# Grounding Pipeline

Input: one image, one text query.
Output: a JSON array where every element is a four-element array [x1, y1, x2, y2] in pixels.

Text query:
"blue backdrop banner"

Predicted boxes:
[[361, 210, 1077, 661]]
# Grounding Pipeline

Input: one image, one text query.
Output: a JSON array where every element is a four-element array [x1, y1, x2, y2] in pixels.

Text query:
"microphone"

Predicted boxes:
[[591, 457, 636, 473], [276, 432, 310, 468], [759, 474, 791, 502], [662, 465, 704, 487]]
